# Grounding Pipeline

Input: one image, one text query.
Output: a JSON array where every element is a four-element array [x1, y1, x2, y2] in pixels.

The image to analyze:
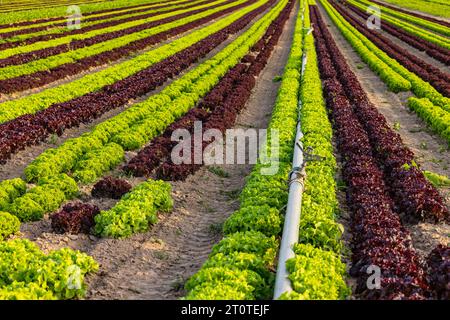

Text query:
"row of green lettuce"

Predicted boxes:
[[0, 0, 209, 44], [0, 0, 105, 13], [0, 0, 248, 81], [0, 174, 78, 224], [321, 0, 450, 145], [280, 0, 348, 299], [184, 0, 349, 300], [408, 97, 450, 145], [0, 0, 164, 25], [0, 0, 231, 60], [348, 0, 450, 49], [0, 239, 99, 300], [354, 0, 450, 37], [0, 0, 268, 124]]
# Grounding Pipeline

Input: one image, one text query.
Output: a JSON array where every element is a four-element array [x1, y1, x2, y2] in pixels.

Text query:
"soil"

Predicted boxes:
[[316, 1, 450, 260], [15, 1, 299, 300]]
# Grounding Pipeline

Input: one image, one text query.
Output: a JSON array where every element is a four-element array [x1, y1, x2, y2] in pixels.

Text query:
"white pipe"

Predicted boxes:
[[273, 52, 308, 299]]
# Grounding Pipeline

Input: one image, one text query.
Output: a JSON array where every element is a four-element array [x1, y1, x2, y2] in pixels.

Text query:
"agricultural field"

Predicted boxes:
[[0, 0, 448, 303]]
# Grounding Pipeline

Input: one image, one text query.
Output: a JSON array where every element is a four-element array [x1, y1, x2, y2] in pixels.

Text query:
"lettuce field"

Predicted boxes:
[[0, 0, 448, 301]]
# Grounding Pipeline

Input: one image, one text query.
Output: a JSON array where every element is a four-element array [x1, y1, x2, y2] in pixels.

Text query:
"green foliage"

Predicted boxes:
[[94, 180, 173, 238], [408, 97, 450, 145], [0, 282, 56, 300], [381, 0, 450, 18], [423, 170, 450, 187], [0, 239, 98, 300], [210, 231, 279, 265], [223, 205, 283, 237], [0, 0, 166, 24], [201, 252, 273, 281], [0, 0, 237, 61], [0, 212, 20, 241], [7, 174, 78, 222], [185, 282, 253, 300], [73, 142, 125, 184], [207, 166, 230, 178], [323, 0, 450, 124], [0, 178, 27, 210], [187, 2, 346, 300], [185, 267, 269, 300], [297, 11, 344, 254], [279, 244, 350, 300]]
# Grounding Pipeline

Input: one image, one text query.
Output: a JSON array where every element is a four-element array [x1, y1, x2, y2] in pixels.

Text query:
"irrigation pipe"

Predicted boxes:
[[273, 47, 309, 299]]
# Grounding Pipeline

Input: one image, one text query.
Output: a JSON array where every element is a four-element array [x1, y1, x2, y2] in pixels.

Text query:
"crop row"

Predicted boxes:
[[0, 0, 236, 66], [355, 0, 450, 36], [94, 180, 173, 238], [316, 3, 448, 223], [0, 0, 273, 164], [0, 0, 253, 92], [123, 0, 294, 181], [311, 5, 430, 299], [2, 174, 78, 222], [0, 0, 194, 34], [0, 0, 269, 124], [0, 239, 98, 300], [0, 179, 97, 300], [330, 0, 450, 97], [279, 0, 348, 300], [368, 0, 450, 28], [0, 0, 103, 12], [0, 0, 211, 49], [0, 0, 172, 26], [343, 1, 450, 65], [0, 0, 102, 13], [321, 0, 450, 111], [347, 0, 450, 50], [407, 97, 450, 145]]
